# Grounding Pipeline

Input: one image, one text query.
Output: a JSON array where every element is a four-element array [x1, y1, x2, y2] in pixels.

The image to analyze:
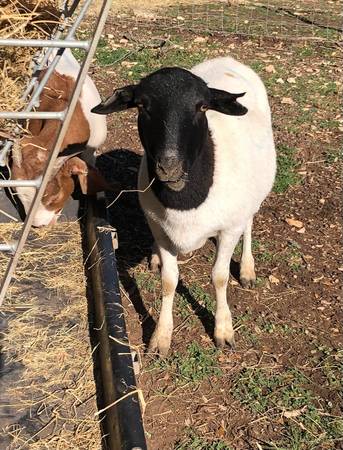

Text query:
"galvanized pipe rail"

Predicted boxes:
[[0, 38, 89, 49], [0, 111, 65, 120], [0, 0, 86, 167], [0, 0, 112, 304], [0, 0, 93, 142]]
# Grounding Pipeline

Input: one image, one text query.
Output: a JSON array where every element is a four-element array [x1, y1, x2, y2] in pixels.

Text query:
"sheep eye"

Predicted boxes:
[[199, 104, 208, 112]]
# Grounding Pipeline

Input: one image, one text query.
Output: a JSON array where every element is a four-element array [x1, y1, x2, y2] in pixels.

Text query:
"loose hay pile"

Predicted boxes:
[[0, 0, 61, 133], [0, 5, 103, 445], [0, 223, 102, 449]]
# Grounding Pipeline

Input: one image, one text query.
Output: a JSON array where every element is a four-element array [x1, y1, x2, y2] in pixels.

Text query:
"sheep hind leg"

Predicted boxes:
[[150, 241, 161, 273], [240, 217, 256, 289]]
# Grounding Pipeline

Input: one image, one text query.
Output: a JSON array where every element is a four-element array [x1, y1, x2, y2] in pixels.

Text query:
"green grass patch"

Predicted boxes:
[[318, 119, 340, 130], [175, 430, 232, 450], [189, 283, 215, 314], [254, 240, 273, 263], [239, 328, 260, 346], [274, 145, 300, 193], [234, 312, 260, 345], [318, 81, 338, 96], [93, 38, 206, 81], [255, 276, 267, 288], [234, 239, 273, 264], [258, 321, 296, 335], [155, 342, 222, 385], [295, 45, 315, 58], [122, 47, 205, 81], [96, 46, 129, 67], [249, 61, 264, 74], [323, 149, 342, 164], [315, 346, 343, 391], [285, 240, 303, 272], [135, 271, 158, 293], [234, 367, 343, 448], [176, 292, 196, 322]]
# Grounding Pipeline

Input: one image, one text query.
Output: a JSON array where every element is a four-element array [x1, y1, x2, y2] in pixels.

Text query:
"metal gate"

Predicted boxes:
[[0, 0, 112, 305]]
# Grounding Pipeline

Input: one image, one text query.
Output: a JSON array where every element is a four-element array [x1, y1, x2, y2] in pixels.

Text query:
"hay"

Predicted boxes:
[[0, 222, 102, 449], [0, 0, 61, 133]]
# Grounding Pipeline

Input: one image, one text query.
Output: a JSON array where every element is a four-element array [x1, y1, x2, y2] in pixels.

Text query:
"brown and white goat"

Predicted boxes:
[[11, 48, 108, 227]]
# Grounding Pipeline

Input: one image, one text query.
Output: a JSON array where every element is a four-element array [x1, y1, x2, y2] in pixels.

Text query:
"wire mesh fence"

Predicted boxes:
[[128, 0, 342, 41]]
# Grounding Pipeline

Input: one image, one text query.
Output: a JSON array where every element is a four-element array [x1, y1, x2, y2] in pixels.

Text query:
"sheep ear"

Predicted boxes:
[[91, 85, 136, 114], [209, 89, 248, 116]]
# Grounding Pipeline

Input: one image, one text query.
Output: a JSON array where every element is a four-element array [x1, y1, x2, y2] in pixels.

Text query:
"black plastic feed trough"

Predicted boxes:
[[83, 193, 147, 450]]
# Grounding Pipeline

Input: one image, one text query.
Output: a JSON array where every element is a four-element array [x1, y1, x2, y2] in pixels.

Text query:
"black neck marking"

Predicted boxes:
[[148, 133, 215, 211]]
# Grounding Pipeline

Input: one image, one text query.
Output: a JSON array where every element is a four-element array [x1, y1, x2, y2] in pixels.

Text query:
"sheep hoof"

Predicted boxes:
[[215, 335, 235, 350], [148, 330, 171, 358], [214, 326, 235, 350], [240, 277, 256, 289]]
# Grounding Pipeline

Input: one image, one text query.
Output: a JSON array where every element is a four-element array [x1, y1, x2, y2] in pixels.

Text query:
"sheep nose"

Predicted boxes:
[[155, 157, 182, 181]]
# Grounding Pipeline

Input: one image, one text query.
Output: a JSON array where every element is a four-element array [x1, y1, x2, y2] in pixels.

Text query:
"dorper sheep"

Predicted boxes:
[[93, 56, 276, 356], [11, 48, 108, 227]]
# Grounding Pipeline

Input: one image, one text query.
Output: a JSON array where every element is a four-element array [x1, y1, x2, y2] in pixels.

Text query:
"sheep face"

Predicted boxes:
[[137, 69, 213, 192], [92, 67, 248, 192]]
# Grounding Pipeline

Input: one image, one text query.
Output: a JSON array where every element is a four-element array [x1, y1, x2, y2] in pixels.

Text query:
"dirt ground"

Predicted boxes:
[[91, 6, 342, 450], [0, 1, 341, 449]]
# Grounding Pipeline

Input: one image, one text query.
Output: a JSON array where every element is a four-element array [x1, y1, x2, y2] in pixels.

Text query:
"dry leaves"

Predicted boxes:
[[313, 275, 324, 283], [193, 36, 208, 43], [269, 274, 280, 285], [265, 64, 276, 73], [281, 97, 295, 105], [285, 218, 304, 228], [283, 406, 307, 418]]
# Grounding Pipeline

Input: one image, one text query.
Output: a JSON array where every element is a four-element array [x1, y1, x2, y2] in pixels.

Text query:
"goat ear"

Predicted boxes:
[[208, 89, 248, 116], [67, 158, 88, 194], [51, 143, 85, 178], [91, 85, 136, 114], [68, 157, 111, 194]]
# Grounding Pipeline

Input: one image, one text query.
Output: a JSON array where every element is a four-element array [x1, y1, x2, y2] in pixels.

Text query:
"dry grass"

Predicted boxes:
[[89, 0, 241, 16], [112, 0, 224, 10], [0, 222, 102, 449]]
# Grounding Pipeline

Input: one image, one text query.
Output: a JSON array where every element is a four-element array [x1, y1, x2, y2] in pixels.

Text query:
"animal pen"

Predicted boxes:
[[0, 0, 342, 449]]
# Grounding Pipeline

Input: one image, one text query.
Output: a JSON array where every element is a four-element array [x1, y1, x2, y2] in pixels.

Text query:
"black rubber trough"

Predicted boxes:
[[83, 193, 147, 450]]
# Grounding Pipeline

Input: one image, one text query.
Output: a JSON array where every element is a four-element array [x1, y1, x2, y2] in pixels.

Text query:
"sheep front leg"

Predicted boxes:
[[149, 245, 179, 357], [240, 217, 256, 289], [212, 230, 241, 348]]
